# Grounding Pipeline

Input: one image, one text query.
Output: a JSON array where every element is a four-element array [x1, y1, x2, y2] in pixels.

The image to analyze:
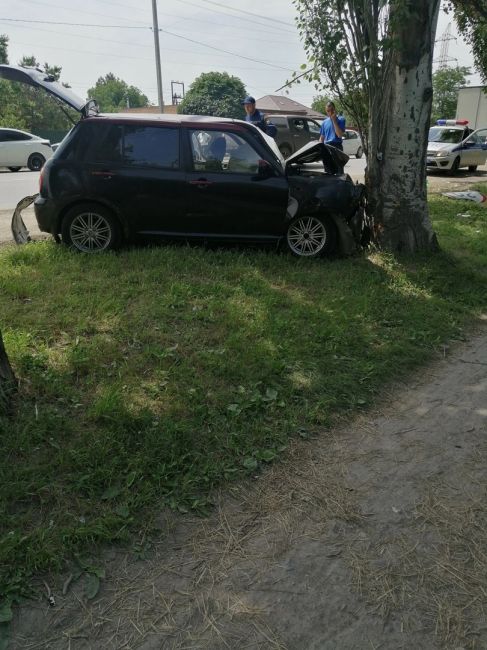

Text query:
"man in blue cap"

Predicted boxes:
[[241, 96, 268, 133]]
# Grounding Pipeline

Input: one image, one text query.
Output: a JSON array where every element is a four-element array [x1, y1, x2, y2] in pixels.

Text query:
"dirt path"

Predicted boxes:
[[9, 322, 487, 650]]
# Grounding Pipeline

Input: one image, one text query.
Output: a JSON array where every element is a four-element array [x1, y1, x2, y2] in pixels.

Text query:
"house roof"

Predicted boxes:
[[256, 95, 324, 118]]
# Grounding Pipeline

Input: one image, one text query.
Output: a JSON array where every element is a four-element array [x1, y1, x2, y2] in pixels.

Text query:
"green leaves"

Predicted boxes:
[[178, 71, 246, 119], [227, 384, 282, 417]]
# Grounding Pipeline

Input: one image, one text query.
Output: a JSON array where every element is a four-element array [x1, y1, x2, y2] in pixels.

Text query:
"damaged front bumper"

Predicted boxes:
[[11, 194, 39, 244]]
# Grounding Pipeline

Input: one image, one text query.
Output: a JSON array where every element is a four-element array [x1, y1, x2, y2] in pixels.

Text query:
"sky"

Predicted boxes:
[[0, 0, 482, 109]]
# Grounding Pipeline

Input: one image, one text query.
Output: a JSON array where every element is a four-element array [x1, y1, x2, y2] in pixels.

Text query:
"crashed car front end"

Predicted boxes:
[[285, 141, 368, 254]]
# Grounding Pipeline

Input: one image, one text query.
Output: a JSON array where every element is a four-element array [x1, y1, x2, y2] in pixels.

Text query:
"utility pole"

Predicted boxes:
[[151, 0, 164, 112]]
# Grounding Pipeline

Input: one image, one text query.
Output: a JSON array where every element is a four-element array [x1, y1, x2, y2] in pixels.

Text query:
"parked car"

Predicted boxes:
[[0, 127, 53, 171], [0, 64, 368, 258], [265, 114, 323, 158], [342, 130, 363, 158], [427, 119, 487, 173]]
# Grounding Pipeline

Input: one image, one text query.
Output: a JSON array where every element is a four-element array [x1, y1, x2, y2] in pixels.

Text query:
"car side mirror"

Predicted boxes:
[[256, 159, 274, 179]]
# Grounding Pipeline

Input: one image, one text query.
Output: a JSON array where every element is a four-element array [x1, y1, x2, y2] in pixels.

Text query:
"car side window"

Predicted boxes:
[[292, 119, 307, 132], [123, 126, 179, 169], [307, 120, 321, 136], [90, 124, 123, 163], [190, 130, 261, 175], [465, 133, 480, 145], [2, 131, 23, 142], [269, 117, 287, 128]]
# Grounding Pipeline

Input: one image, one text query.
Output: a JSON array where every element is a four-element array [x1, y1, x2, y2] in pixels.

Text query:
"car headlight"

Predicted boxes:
[[436, 151, 446, 157]]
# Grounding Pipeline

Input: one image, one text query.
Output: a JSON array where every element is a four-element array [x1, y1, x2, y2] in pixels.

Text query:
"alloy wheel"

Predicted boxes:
[[286, 216, 327, 257], [69, 211, 113, 252]]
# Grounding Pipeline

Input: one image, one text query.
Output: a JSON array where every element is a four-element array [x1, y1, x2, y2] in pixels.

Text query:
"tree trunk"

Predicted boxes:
[[0, 329, 17, 414], [367, 0, 441, 253]]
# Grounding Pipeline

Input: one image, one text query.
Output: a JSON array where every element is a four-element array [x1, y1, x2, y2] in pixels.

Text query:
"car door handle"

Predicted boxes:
[[91, 170, 116, 179], [189, 179, 213, 188]]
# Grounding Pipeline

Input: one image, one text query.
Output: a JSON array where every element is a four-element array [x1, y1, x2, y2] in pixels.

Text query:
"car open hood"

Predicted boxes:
[[0, 64, 98, 117], [285, 141, 349, 174]]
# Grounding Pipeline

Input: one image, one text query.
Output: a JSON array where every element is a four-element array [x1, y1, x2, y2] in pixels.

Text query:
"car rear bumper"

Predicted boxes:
[[34, 196, 58, 234]]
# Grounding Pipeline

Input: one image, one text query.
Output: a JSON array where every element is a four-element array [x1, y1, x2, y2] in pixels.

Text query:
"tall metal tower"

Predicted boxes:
[[434, 23, 457, 69]]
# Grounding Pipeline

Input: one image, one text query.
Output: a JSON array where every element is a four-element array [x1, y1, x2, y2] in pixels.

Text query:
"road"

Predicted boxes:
[[0, 160, 486, 244], [0, 168, 39, 209]]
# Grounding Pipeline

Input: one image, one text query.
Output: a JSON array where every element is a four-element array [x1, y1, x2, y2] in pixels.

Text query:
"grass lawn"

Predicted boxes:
[[0, 188, 486, 609]]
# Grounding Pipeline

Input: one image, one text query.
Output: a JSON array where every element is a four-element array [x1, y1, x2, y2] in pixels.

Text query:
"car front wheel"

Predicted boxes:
[[8, 166, 21, 172], [27, 153, 45, 171], [285, 215, 336, 257], [61, 204, 122, 252], [468, 165, 478, 172]]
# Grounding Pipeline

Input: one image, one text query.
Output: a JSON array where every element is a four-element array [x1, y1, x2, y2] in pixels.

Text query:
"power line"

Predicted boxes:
[[0, 18, 149, 30], [173, 0, 296, 34], [179, 0, 295, 28], [159, 27, 293, 71], [1, 18, 294, 72], [16, 0, 149, 27], [1, 21, 298, 60]]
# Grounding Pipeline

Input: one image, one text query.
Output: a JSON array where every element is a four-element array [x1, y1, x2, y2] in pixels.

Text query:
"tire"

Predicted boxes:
[[61, 203, 122, 253], [27, 153, 45, 171], [8, 166, 21, 172], [285, 215, 337, 258], [355, 146, 363, 159], [279, 144, 292, 159], [468, 165, 478, 172], [450, 157, 460, 174]]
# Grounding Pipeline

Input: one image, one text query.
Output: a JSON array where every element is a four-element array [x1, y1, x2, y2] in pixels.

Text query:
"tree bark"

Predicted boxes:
[[367, 0, 441, 253], [0, 329, 17, 414]]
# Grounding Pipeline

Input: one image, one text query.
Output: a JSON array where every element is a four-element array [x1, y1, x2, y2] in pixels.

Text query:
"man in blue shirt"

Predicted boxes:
[[319, 101, 345, 150], [241, 96, 267, 132]]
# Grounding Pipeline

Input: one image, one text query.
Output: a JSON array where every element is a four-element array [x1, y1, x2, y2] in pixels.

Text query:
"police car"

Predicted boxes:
[[427, 119, 487, 173]]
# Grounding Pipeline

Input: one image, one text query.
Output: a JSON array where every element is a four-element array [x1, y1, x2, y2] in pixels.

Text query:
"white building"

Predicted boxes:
[[456, 86, 487, 129]]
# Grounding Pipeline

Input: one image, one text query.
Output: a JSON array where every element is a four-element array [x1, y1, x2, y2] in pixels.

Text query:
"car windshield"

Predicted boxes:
[[428, 127, 464, 144]]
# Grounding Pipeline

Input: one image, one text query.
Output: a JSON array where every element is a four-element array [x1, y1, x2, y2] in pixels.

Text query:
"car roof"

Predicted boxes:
[[88, 113, 241, 125], [81, 114, 268, 134]]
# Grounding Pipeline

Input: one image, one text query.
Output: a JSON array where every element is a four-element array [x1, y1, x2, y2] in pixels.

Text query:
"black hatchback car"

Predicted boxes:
[[1, 65, 366, 258]]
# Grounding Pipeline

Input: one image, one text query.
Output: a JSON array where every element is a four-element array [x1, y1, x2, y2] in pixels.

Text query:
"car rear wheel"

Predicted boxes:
[[355, 146, 363, 159], [8, 166, 21, 172], [61, 203, 122, 253], [285, 215, 337, 257], [450, 157, 461, 174], [27, 153, 45, 171], [279, 144, 292, 159], [468, 165, 478, 172]]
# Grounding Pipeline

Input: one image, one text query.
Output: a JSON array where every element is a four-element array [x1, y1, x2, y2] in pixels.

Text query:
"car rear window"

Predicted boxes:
[[123, 126, 179, 169], [61, 122, 180, 169]]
